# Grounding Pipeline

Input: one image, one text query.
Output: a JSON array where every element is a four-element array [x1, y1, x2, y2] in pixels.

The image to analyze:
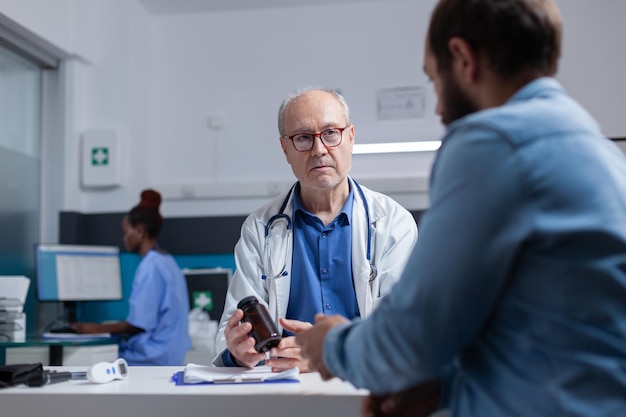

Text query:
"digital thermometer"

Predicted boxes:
[[87, 358, 129, 384]]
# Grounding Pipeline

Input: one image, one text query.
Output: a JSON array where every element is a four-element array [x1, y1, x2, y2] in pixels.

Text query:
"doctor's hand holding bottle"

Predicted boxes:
[[224, 311, 312, 372]]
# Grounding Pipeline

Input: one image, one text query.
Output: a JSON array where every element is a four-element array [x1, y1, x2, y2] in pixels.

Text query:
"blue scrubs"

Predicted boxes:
[[120, 249, 191, 365]]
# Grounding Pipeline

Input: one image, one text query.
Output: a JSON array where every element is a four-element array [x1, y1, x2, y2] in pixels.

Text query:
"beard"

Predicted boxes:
[[440, 70, 479, 126]]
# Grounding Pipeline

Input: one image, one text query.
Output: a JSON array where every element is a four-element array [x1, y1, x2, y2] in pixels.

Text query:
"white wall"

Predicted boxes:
[[0, 0, 96, 60], [0, 0, 153, 218], [555, 0, 626, 137], [145, 0, 440, 216], [1, 0, 625, 221], [62, 0, 153, 213]]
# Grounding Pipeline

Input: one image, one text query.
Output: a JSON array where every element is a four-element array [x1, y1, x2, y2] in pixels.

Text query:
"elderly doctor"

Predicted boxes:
[[213, 87, 418, 372]]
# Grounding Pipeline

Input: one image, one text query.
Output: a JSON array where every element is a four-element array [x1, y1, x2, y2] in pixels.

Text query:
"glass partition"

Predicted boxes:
[[0, 44, 42, 332]]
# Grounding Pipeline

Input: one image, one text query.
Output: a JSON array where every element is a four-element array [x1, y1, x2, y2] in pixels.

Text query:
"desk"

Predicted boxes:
[[0, 337, 119, 365], [0, 366, 369, 417]]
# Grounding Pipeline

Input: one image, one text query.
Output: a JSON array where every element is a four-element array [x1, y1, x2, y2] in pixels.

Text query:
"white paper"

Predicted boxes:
[[42, 332, 112, 340], [183, 363, 299, 384], [0, 276, 30, 312]]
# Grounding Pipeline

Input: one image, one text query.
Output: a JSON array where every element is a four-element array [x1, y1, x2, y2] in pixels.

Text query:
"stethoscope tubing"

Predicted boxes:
[[262, 179, 376, 281]]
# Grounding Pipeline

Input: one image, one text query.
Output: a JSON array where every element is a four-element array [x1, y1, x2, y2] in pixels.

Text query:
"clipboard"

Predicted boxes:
[[172, 364, 300, 386]]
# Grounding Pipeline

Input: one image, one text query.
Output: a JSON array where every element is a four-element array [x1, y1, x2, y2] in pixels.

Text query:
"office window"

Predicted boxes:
[[0, 44, 42, 276], [0, 43, 43, 334], [0, 46, 41, 157]]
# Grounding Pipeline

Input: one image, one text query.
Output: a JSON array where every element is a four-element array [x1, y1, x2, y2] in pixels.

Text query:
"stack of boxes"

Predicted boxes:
[[0, 276, 30, 342]]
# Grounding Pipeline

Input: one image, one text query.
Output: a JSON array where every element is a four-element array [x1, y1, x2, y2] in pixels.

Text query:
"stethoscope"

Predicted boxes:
[[261, 179, 377, 282]]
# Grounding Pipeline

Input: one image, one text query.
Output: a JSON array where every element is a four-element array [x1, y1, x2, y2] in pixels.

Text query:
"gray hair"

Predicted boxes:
[[277, 87, 351, 136]]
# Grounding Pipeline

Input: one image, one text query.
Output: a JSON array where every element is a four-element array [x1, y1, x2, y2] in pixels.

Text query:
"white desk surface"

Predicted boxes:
[[0, 366, 369, 417]]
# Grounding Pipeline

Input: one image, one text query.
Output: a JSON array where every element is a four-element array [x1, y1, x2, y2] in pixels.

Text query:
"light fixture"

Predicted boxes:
[[353, 141, 441, 155]]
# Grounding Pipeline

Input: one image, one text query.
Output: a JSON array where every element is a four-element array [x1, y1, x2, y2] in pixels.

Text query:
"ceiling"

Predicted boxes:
[[137, 0, 382, 15]]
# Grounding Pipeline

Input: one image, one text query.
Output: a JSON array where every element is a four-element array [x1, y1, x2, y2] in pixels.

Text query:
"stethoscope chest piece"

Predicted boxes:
[[369, 264, 378, 282]]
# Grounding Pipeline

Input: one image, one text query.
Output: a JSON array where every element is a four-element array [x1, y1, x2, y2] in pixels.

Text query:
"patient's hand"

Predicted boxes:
[[265, 318, 313, 373], [361, 377, 442, 417]]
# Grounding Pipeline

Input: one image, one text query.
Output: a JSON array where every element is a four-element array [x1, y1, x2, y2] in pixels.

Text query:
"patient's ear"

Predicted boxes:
[[448, 36, 479, 84]]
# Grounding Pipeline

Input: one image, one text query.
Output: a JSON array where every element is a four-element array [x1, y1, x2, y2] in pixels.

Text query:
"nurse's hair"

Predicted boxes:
[[277, 87, 351, 137], [127, 189, 163, 239]]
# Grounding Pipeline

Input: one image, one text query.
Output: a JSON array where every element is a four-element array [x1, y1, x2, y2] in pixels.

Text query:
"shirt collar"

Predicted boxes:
[[507, 77, 564, 104], [292, 182, 354, 225], [444, 77, 564, 134]]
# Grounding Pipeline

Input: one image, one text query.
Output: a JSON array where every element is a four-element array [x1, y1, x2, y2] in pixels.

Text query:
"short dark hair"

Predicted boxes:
[[127, 189, 163, 239], [428, 0, 562, 78]]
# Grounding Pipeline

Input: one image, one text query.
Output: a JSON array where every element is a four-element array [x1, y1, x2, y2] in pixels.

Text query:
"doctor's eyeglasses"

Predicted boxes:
[[283, 125, 350, 152]]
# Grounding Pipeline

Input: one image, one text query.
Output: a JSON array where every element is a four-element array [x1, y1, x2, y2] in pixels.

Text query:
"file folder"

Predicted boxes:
[[172, 364, 299, 386]]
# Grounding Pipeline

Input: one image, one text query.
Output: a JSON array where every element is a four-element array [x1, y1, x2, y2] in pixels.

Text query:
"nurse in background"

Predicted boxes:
[[73, 189, 192, 366]]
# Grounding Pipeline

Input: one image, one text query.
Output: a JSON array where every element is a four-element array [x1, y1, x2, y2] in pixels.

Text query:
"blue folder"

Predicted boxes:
[[171, 365, 300, 386], [171, 370, 299, 385]]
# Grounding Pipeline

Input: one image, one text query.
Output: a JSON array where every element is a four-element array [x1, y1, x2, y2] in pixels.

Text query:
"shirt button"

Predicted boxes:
[[321, 268, 327, 274], [321, 233, 327, 238], [325, 304, 332, 310]]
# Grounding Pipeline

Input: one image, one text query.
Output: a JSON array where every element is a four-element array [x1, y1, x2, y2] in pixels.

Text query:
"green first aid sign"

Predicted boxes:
[[91, 147, 109, 166], [193, 291, 213, 311]]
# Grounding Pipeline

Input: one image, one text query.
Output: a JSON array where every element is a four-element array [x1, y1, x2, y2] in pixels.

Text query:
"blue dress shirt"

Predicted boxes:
[[323, 78, 626, 416], [285, 185, 360, 332]]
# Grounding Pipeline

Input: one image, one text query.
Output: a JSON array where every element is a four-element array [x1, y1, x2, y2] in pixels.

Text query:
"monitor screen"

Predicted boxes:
[[35, 244, 123, 302], [183, 268, 231, 321]]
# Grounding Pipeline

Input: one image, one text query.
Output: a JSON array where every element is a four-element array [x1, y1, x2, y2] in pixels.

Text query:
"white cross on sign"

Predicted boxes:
[[193, 291, 213, 310], [91, 147, 109, 166]]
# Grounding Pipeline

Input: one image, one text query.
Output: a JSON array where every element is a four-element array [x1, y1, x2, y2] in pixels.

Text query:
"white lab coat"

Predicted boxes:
[[212, 178, 418, 365]]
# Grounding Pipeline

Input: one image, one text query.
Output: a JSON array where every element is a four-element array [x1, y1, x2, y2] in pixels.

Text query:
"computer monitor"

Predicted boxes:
[[183, 268, 231, 321], [35, 244, 123, 322]]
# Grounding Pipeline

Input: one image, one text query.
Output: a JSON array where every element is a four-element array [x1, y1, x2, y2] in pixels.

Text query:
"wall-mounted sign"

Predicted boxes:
[[377, 86, 425, 120]]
